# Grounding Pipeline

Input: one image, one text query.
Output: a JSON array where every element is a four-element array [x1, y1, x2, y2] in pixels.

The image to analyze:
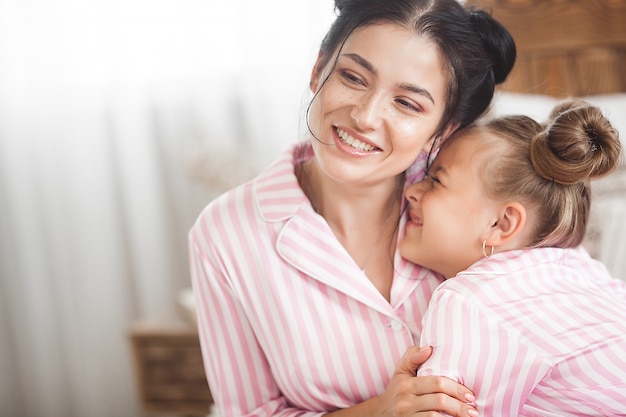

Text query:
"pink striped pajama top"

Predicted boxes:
[[189, 144, 443, 417], [417, 247, 626, 416]]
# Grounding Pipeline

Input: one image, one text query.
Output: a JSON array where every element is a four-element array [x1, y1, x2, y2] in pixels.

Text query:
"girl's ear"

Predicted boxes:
[[485, 201, 527, 247]]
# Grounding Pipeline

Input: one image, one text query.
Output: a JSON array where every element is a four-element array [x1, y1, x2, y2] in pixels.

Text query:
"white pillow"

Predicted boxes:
[[490, 92, 626, 142], [489, 92, 558, 121]]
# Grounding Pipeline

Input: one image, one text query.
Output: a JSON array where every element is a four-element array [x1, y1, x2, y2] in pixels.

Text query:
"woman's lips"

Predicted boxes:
[[334, 126, 381, 154]]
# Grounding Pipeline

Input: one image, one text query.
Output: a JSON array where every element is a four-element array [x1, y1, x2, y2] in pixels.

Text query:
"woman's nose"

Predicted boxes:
[[350, 91, 385, 130]]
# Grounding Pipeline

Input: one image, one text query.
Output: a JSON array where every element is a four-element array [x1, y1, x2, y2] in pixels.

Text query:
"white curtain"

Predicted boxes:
[[0, 1, 334, 416]]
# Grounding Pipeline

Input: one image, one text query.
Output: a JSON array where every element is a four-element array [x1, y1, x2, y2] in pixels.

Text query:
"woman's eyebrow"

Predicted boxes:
[[398, 83, 434, 105], [341, 53, 435, 105], [342, 53, 377, 75]]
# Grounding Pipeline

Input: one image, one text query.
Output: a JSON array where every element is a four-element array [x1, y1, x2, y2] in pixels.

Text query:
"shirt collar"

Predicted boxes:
[[458, 247, 576, 276], [253, 143, 312, 222]]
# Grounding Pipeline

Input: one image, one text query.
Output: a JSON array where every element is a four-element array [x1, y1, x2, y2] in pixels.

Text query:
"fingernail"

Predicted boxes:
[[468, 408, 479, 417], [465, 392, 476, 402]]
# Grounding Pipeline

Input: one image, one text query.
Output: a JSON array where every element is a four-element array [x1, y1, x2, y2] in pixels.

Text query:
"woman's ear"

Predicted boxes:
[[441, 122, 460, 141], [424, 123, 461, 153], [422, 136, 437, 153], [310, 53, 324, 92], [485, 201, 527, 247]]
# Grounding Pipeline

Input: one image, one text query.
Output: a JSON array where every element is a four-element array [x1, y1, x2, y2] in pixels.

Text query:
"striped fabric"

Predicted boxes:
[[189, 144, 443, 417], [417, 247, 626, 416]]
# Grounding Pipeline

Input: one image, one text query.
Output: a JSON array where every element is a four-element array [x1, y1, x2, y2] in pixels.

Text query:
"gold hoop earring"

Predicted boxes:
[[482, 240, 494, 257]]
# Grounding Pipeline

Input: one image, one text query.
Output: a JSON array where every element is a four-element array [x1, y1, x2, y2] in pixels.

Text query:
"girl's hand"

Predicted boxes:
[[374, 346, 477, 417]]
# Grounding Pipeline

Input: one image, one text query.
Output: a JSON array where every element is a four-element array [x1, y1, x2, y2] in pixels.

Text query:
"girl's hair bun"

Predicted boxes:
[[530, 100, 622, 185]]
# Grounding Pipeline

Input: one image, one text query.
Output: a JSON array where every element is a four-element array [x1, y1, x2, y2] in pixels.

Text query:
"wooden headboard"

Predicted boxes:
[[467, 0, 626, 97]]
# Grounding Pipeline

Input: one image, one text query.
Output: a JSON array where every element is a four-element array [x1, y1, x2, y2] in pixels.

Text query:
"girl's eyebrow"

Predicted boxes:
[[430, 164, 446, 176], [340, 52, 436, 105]]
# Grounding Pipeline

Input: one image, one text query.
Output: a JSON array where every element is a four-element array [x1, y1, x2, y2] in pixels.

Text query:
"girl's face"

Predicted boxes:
[[399, 131, 502, 278], [307, 23, 449, 187]]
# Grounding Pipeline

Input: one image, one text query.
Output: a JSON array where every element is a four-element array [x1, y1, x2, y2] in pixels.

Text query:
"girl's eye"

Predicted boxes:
[[425, 173, 441, 185]]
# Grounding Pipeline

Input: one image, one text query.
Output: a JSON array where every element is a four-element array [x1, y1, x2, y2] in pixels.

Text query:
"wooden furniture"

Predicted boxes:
[[467, 0, 626, 97], [129, 319, 214, 416]]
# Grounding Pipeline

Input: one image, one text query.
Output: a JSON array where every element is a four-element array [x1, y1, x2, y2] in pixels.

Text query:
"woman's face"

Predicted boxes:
[[307, 23, 449, 187], [399, 131, 502, 278]]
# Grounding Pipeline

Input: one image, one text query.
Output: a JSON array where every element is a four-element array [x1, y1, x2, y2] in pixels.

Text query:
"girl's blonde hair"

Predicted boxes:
[[478, 100, 622, 248]]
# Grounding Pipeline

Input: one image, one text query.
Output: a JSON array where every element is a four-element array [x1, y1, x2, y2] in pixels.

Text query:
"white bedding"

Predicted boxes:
[[490, 92, 626, 281], [490, 92, 626, 137]]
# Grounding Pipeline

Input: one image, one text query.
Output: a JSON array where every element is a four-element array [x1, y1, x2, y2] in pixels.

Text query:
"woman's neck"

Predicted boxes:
[[296, 159, 404, 300], [296, 159, 403, 235]]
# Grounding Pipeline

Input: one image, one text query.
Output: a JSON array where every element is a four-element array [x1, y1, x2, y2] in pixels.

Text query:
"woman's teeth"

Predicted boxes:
[[336, 128, 376, 152]]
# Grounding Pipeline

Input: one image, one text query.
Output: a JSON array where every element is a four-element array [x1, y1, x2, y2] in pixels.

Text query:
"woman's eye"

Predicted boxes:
[[340, 70, 364, 85], [396, 98, 422, 113]]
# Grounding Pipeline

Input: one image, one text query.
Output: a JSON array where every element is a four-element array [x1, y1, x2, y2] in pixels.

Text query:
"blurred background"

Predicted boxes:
[[0, 0, 334, 416], [4, 1, 626, 416]]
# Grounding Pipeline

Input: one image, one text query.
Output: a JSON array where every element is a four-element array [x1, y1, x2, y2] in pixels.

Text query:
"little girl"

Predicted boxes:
[[399, 100, 626, 416]]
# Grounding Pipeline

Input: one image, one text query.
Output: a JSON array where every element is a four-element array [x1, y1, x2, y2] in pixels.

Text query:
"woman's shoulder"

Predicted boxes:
[[190, 144, 307, 232]]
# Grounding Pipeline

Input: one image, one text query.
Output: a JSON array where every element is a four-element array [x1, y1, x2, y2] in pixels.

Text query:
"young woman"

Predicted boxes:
[[189, 0, 516, 415], [401, 100, 626, 416]]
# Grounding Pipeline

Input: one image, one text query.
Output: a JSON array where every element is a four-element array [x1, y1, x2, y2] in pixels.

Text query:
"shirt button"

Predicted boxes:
[[390, 321, 403, 331]]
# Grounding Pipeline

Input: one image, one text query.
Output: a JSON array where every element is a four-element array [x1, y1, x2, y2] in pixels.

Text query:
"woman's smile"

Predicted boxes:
[[334, 126, 381, 154]]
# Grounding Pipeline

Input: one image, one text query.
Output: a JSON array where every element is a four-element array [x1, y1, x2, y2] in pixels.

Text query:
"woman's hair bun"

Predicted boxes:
[[334, 0, 361, 16], [334, 0, 347, 14], [469, 8, 516, 84]]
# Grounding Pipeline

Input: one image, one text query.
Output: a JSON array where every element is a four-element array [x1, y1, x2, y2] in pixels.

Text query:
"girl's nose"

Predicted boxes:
[[405, 180, 428, 204]]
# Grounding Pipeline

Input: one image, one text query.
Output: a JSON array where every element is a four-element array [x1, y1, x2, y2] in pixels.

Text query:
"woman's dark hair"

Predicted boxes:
[[479, 100, 622, 248], [313, 0, 516, 137]]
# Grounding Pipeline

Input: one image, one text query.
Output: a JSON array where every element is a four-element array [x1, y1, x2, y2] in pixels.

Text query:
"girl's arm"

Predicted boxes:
[[418, 289, 547, 416]]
